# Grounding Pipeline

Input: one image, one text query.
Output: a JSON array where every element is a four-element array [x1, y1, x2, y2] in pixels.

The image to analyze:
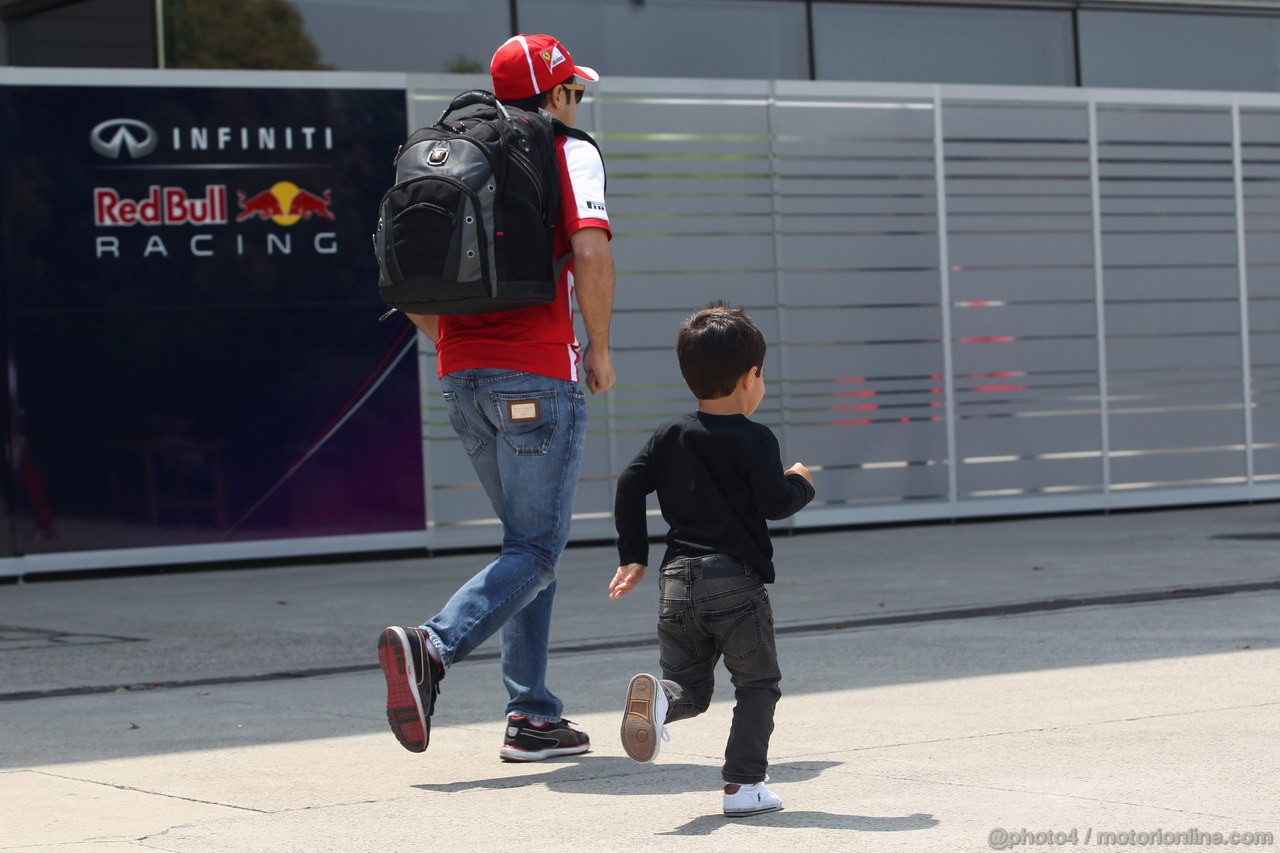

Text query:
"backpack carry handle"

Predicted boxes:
[[439, 89, 510, 123]]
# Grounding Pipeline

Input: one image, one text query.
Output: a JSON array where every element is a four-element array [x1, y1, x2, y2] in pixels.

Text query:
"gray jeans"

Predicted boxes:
[[655, 555, 781, 784]]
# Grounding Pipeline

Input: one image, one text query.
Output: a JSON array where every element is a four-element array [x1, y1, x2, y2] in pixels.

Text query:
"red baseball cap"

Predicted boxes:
[[490, 34, 600, 101]]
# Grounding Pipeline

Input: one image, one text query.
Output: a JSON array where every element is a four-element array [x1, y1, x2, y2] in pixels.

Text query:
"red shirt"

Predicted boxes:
[[435, 134, 610, 381]]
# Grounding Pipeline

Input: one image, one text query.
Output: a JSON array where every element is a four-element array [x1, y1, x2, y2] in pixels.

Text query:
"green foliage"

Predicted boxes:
[[166, 0, 331, 70], [446, 56, 485, 74]]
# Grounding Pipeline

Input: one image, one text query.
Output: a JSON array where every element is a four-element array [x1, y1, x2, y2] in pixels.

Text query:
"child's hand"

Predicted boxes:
[[787, 461, 814, 485], [609, 563, 646, 599]]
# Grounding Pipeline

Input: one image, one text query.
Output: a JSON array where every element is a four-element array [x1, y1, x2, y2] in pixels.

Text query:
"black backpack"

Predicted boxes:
[[374, 89, 597, 317]]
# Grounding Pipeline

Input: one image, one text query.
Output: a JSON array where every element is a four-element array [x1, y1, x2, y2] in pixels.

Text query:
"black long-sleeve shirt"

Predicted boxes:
[[614, 412, 816, 582]]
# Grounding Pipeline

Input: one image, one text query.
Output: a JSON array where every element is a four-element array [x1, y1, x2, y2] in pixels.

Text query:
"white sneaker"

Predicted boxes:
[[620, 673, 670, 763], [723, 781, 783, 816]]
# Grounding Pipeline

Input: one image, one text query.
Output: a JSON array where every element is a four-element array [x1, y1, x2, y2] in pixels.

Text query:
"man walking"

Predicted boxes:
[[378, 33, 615, 761]]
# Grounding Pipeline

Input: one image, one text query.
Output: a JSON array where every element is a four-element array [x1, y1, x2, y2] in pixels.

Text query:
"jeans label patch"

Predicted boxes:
[[508, 399, 540, 422]]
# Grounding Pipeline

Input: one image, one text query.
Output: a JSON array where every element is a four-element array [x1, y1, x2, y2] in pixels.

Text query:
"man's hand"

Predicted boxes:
[[584, 346, 616, 395], [609, 563, 646, 599], [787, 461, 813, 486]]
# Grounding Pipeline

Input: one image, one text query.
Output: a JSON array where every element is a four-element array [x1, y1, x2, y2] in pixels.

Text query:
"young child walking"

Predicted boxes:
[[609, 302, 815, 816]]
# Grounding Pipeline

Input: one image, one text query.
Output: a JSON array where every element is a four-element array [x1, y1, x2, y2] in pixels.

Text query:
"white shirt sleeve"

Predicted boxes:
[[559, 136, 610, 236]]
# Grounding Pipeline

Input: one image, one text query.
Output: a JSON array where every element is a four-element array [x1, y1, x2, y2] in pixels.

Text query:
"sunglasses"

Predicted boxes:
[[561, 81, 585, 104]]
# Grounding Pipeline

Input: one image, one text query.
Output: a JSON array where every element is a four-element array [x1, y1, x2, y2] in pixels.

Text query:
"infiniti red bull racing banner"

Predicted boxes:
[[0, 84, 422, 557]]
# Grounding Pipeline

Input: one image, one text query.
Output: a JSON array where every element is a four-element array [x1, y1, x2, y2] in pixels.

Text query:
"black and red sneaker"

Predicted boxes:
[[377, 626, 442, 753], [499, 716, 591, 762]]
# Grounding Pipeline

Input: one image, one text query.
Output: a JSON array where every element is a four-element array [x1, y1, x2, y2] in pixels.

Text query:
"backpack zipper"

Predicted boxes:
[[509, 146, 546, 219]]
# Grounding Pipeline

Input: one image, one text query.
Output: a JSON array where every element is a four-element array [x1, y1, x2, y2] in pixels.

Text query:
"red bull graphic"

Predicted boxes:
[[94, 185, 228, 226], [235, 188, 284, 222], [290, 188, 334, 220], [236, 182, 333, 225]]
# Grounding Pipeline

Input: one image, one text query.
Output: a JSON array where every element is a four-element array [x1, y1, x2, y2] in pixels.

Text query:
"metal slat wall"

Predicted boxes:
[[774, 84, 951, 520], [1241, 107, 1280, 487], [944, 100, 1102, 505], [407, 75, 1280, 550], [1098, 104, 1247, 496]]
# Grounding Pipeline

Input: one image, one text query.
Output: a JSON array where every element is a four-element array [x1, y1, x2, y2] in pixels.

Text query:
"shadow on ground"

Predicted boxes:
[[412, 757, 842, 794], [659, 810, 940, 836], [414, 757, 938, 834]]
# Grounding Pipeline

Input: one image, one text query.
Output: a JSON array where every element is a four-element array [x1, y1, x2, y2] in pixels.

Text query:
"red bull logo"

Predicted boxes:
[[94, 185, 228, 226], [92, 179, 338, 259], [236, 182, 333, 225]]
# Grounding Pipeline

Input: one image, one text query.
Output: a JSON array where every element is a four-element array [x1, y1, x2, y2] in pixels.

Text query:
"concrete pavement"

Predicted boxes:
[[1, 503, 1278, 851]]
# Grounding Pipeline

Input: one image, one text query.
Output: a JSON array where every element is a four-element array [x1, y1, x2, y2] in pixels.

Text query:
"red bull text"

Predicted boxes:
[[94, 186, 229, 226]]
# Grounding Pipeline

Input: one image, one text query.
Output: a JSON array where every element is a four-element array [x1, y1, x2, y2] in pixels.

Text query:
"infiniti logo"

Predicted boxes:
[[90, 118, 158, 160]]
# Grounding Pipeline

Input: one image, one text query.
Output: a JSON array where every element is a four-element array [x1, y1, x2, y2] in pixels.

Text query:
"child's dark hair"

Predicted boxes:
[[677, 302, 766, 400]]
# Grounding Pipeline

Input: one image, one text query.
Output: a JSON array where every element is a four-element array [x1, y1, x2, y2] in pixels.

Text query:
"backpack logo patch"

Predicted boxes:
[[427, 146, 450, 167]]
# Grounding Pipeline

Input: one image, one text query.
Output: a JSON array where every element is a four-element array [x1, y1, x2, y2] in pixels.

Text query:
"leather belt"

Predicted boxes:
[[666, 553, 752, 579]]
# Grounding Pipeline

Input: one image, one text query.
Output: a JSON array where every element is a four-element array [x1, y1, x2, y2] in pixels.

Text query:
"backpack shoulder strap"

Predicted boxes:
[[552, 120, 600, 152]]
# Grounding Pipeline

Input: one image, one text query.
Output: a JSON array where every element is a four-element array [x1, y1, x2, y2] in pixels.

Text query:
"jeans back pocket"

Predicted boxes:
[[703, 594, 768, 661], [490, 389, 559, 456]]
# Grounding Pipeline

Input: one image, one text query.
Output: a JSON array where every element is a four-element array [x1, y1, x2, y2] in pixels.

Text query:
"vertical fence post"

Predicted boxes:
[[1087, 98, 1112, 507], [590, 86, 620, 511], [932, 87, 959, 512], [1231, 98, 1256, 496], [767, 80, 797, 528]]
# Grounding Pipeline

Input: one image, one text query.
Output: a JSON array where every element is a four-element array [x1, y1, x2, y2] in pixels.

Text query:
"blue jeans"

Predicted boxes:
[[421, 369, 586, 723]]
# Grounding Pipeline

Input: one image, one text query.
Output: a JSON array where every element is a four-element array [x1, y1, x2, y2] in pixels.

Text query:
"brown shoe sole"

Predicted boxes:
[[620, 674, 661, 763]]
